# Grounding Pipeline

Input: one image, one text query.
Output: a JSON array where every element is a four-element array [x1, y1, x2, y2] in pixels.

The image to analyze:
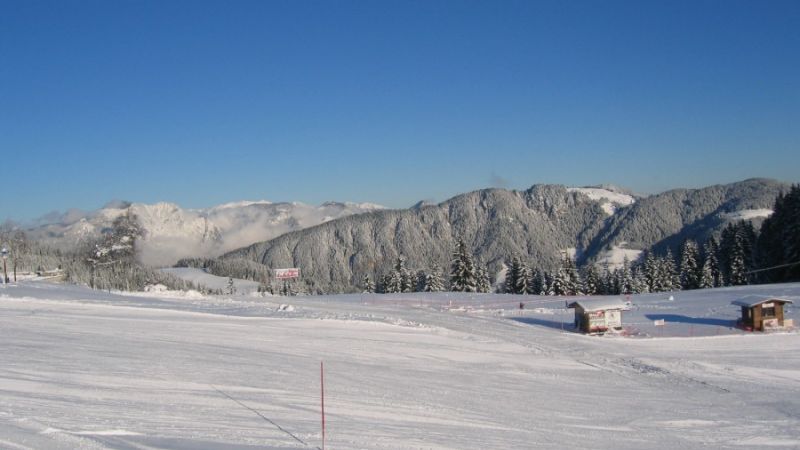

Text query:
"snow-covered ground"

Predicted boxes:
[[160, 267, 262, 294], [1, 281, 799, 449], [722, 209, 774, 221], [594, 242, 644, 270], [567, 187, 636, 215]]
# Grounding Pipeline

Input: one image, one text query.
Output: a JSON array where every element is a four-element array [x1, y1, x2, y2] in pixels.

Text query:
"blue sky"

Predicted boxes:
[[1, 0, 798, 222]]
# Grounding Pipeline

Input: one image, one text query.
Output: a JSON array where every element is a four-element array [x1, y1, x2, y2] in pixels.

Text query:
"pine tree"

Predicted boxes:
[[699, 258, 714, 289], [543, 271, 555, 295], [565, 256, 582, 295], [379, 273, 392, 294], [529, 268, 545, 295], [721, 222, 751, 286], [551, 266, 569, 296], [728, 243, 747, 286], [476, 264, 491, 293], [663, 249, 680, 291], [599, 260, 612, 295], [618, 257, 634, 294], [504, 256, 521, 294], [401, 270, 415, 293], [758, 185, 800, 282], [516, 260, 530, 295], [643, 251, 659, 292], [783, 185, 800, 281], [582, 264, 600, 295], [679, 239, 701, 290], [702, 237, 722, 287], [450, 238, 477, 292], [362, 274, 375, 293], [415, 270, 427, 293], [385, 268, 402, 293], [424, 267, 446, 292], [632, 265, 648, 293]]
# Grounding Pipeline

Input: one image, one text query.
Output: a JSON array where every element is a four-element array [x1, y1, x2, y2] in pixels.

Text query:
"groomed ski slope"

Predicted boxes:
[[1, 281, 799, 449]]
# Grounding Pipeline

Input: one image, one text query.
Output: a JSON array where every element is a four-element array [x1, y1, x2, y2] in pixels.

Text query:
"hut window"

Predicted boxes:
[[762, 306, 776, 317]]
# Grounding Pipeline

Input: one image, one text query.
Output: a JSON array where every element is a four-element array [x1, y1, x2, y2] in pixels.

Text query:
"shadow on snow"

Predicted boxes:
[[509, 317, 579, 332], [645, 314, 736, 327]]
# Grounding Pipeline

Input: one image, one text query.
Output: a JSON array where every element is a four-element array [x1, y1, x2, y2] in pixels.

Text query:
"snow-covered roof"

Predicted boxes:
[[568, 299, 628, 312], [731, 295, 794, 308]]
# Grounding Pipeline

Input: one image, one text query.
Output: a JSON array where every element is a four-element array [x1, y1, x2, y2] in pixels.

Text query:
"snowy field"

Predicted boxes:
[[160, 267, 262, 294], [1, 281, 799, 449]]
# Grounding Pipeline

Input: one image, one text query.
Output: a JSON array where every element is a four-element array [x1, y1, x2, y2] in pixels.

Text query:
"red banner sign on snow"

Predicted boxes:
[[275, 268, 301, 279]]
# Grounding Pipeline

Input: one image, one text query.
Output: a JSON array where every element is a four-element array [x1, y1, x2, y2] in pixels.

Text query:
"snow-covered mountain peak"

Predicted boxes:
[[567, 187, 636, 215], [207, 200, 274, 211], [25, 199, 385, 267]]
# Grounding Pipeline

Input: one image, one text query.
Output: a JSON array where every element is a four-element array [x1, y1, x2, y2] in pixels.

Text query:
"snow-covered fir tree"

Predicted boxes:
[[504, 256, 523, 294], [450, 238, 477, 292], [517, 262, 530, 295], [600, 260, 613, 295], [618, 257, 634, 295], [504, 256, 530, 294], [362, 274, 375, 293], [702, 237, 723, 287], [720, 222, 754, 286], [699, 257, 714, 289], [756, 184, 800, 282], [551, 266, 569, 296], [679, 239, 701, 290], [401, 270, 415, 294], [632, 265, 649, 294], [414, 270, 426, 292], [528, 269, 547, 295], [383, 270, 401, 293], [476, 264, 491, 293], [643, 251, 658, 292], [424, 267, 446, 292], [543, 271, 555, 295], [582, 264, 601, 295], [564, 254, 582, 295], [663, 249, 681, 292], [549, 255, 579, 296]]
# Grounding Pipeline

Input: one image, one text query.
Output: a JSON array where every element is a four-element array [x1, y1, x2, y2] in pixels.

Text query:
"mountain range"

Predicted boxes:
[[24, 200, 384, 266], [221, 178, 787, 293]]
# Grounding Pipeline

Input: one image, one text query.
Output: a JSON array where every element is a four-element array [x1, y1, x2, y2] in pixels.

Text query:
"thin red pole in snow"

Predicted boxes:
[[321, 361, 325, 450]]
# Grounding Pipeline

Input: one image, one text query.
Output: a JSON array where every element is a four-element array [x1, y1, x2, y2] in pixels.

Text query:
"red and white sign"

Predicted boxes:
[[275, 268, 300, 279]]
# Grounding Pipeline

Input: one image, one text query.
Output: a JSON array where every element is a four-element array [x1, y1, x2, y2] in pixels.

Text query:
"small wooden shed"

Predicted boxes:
[[732, 296, 794, 331], [568, 299, 627, 334]]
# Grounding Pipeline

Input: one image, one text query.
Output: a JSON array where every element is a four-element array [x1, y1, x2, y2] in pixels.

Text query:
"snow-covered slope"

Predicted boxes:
[[160, 267, 262, 294], [26, 200, 385, 266], [721, 208, 774, 221], [1, 280, 799, 449], [567, 186, 636, 215], [594, 242, 644, 270]]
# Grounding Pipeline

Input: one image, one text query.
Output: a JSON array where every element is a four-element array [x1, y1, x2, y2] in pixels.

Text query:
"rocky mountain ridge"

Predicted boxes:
[[222, 178, 787, 293]]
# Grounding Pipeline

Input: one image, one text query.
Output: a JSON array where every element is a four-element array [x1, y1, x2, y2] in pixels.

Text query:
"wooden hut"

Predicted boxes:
[[567, 299, 627, 334], [732, 296, 794, 331]]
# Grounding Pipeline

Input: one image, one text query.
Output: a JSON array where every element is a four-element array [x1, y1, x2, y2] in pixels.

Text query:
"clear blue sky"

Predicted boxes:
[[1, 0, 798, 222]]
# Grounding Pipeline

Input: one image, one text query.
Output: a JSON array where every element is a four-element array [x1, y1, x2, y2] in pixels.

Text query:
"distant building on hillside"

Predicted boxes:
[[568, 299, 627, 334], [732, 296, 794, 331]]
